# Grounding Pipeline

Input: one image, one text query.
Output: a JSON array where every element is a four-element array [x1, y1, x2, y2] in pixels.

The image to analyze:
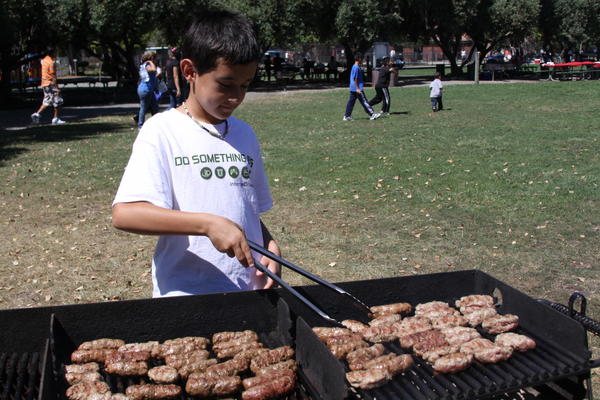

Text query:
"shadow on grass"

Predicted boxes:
[[0, 121, 129, 164]]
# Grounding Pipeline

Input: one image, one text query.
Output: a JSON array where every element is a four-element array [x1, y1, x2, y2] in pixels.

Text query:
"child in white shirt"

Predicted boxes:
[[429, 72, 444, 112]]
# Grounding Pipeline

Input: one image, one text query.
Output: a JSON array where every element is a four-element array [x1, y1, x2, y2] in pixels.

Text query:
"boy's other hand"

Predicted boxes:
[[256, 239, 281, 289], [206, 215, 254, 267]]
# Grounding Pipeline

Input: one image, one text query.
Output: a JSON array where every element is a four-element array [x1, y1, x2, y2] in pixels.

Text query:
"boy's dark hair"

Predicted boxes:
[[434, 72, 441, 79], [182, 9, 260, 74], [354, 52, 363, 61]]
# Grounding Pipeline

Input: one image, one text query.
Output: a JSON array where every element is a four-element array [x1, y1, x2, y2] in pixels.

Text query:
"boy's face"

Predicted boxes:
[[183, 58, 257, 124]]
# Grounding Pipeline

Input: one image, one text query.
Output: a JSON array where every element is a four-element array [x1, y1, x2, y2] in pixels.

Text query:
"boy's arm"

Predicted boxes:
[[112, 201, 254, 267], [256, 220, 281, 289]]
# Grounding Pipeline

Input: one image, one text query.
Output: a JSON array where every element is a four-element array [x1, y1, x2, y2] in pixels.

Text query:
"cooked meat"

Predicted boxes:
[[66, 381, 110, 400], [158, 342, 205, 358], [341, 319, 369, 334], [415, 301, 450, 314], [241, 374, 296, 400], [459, 338, 495, 355], [78, 339, 126, 351], [148, 366, 179, 384], [412, 335, 449, 356], [242, 368, 296, 389], [117, 342, 161, 357], [110, 394, 130, 400], [176, 358, 218, 379], [71, 349, 110, 364], [369, 313, 401, 327], [431, 314, 468, 330], [432, 352, 473, 373], [213, 336, 259, 353], [312, 327, 352, 340], [216, 341, 264, 359], [362, 324, 399, 343], [495, 332, 536, 352], [367, 354, 414, 376], [421, 344, 460, 363], [164, 350, 210, 368], [185, 373, 242, 397], [205, 357, 250, 378], [461, 307, 497, 326], [322, 333, 364, 346], [346, 344, 386, 367], [163, 336, 210, 349], [254, 359, 297, 376], [212, 330, 258, 345], [125, 384, 181, 400], [65, 371, 102, 385], [105, 350, 151, 364], [65, 362, 100, 374], [482, 314, 519, 334], [393, 316, 432, 337], [370, 302, 412, 317], [329, 339, 370, 359], [346, 368, 390, 389], [455, 295, 494, 309], [440, 326, 481, 346], [233, 348, 270, 362], [399, 329, 445, 349], [419, 308, 460, 320], [249, 346, 294, 373], [473, 344, 513, 363], [104, 361, 148, 376]]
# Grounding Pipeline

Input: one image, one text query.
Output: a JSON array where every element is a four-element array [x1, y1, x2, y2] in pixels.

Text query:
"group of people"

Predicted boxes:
[[343, 53, 444, 121], [135, 47, 187, 129]]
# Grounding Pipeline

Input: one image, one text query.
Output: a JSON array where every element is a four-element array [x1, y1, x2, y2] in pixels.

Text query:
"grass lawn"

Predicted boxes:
[[0, 81, 598, 372]]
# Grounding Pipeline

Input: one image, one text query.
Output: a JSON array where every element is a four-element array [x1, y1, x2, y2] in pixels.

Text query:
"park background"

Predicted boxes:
[[1, 0, 599, 393]]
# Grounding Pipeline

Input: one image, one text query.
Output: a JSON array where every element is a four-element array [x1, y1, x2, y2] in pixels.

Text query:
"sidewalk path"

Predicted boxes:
[[0, 79, 539, 131]]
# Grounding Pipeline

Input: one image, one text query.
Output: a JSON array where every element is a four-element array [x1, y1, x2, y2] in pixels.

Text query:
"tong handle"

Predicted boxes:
[[249, 240, 372, 316], [253, 259, 340, 325]]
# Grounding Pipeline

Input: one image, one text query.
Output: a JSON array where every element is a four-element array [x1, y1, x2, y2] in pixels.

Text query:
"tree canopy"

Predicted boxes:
[[1, 0, 598, 102]]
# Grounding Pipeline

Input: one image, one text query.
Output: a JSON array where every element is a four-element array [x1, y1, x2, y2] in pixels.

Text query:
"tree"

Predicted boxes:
[[467, 0, 540, 63], [0, 0, 49, 104]]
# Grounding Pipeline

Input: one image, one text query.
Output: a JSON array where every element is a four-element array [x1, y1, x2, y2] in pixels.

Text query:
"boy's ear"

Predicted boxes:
[[180, 59, 196, 82]]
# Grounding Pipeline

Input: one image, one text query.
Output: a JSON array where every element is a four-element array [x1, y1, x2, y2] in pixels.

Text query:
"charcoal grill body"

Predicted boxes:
[[282, 270, 595, 400]]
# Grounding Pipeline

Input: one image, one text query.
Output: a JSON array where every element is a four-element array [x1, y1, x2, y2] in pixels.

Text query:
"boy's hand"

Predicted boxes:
[[256, 239, 281, 289], [205, 215, 254, 267]]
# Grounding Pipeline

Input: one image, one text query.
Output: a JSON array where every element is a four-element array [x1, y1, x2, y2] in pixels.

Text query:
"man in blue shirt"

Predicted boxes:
[[343, 52, 380, 121]]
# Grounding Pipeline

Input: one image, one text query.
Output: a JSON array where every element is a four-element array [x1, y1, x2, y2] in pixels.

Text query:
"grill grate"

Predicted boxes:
[[0, 352, 40, 400]]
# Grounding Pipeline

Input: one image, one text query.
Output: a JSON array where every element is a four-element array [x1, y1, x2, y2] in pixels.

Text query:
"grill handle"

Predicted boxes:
[[537, 298, 600, 336], [248, 240, 373, 317], [253, 259, 342, 325]]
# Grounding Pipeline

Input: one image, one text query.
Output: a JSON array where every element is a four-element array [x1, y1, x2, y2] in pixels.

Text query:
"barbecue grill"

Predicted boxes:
[[0, 269, 598, 400]]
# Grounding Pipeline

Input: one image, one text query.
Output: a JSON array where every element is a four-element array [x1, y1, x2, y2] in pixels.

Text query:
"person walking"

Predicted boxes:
[[30, 47, 65, 125], [368, 57, 394, 116], [343, 52, 380, 121], [165, 47, 183, 110], [136, 51, 160, 128]]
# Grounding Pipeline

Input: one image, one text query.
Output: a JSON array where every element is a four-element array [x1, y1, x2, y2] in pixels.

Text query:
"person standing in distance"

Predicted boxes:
[[31, 47, 65, 125], [343, 52, 380, 121], [368, 57, 394, 116]]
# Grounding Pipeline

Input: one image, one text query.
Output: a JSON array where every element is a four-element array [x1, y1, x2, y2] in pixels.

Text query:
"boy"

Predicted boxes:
[[429, 72, 444, 112], [343, 52, 380, 121], [112, 10, 281, 297], [31, 47, 66, 125], [368, 57, 394, 116]]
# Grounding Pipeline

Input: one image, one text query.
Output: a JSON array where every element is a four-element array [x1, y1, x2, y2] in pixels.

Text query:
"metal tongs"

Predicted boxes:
[[249, 240, 371, 325]]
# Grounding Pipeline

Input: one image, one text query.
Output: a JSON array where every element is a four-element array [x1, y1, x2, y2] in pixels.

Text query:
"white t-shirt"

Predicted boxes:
[[429, 79, 443, 98], [113, 109, 273, 297]]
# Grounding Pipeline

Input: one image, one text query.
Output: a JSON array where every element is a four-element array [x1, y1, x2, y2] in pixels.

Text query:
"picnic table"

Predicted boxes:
[[541, 61, 600, 81]]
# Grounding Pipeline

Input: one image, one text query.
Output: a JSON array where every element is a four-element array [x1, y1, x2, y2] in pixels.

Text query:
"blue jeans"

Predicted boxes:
[[431, 96, 443, 111], [166, 88, 180, 110], [137, 87, 159, 128]]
